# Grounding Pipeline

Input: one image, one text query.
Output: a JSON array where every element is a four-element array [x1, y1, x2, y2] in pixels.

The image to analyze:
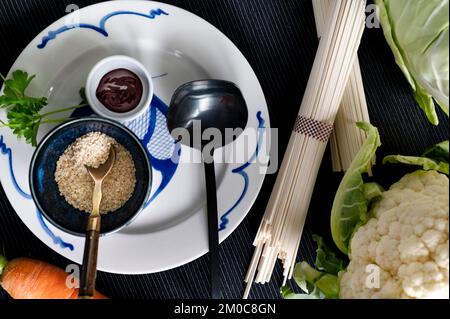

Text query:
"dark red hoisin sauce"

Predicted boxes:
[[96, 68, 143, 113]]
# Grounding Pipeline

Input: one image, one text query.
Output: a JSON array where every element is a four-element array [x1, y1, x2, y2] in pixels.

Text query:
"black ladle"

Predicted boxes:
[[167, 80, 248, 299]]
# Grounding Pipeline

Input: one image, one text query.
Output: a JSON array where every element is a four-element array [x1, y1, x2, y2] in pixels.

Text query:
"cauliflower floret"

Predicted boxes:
[[340, 171, 449, 299]]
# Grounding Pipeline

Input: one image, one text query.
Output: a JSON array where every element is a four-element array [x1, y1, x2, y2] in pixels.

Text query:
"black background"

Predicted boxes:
[[0, 0, 448, 299]]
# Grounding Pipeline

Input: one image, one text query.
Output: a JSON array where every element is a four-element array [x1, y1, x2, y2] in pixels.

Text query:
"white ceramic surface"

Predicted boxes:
[[86, 55, 153, 122], [0, 1, 270, 274]]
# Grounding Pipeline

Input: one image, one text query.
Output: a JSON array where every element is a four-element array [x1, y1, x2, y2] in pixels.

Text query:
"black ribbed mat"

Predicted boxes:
[[0, 0, 448, 299]]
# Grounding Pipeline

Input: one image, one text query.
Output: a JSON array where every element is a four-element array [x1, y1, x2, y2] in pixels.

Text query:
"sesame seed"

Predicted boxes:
[[54, 132, 137, 214]]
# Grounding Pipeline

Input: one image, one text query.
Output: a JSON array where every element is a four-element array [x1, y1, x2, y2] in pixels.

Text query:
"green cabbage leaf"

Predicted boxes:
[[375, 0, 449, 125], [383, 140, 449, 175], [281, 236, 344, 300], [330, 123, 382, 254]]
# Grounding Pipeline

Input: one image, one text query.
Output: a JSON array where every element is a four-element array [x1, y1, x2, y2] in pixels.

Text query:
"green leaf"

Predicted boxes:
[[0, 254, 8, 276], [312, 235, 348, 276], [374, 0, 449, 125], [383, 140, 449, 175], [363, 182, 384, 203], [422, 141, 449, 163], [315, 274, 340, 299], [383, 155, 449, 175], [280, 286, 293, 298], [293, 261, 322, 291], [413, 83, 440, 126], [3, 70, 35, 98], [436, 98, 449, 117], [330, 123, 381, 254], [1, 71, 40, 109], [280, 286, 322, 299], [292, 262, 340, 299], [0, 70, 84, 147]]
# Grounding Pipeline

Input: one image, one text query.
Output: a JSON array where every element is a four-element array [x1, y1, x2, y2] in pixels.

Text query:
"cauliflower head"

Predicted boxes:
[[340, 170, 449, 299]]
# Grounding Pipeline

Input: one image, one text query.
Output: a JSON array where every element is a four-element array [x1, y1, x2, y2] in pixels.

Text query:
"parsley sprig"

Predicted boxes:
[[0, 70, 87, 146]]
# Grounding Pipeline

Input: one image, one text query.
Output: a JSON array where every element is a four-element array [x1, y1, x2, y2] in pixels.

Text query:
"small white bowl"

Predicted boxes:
[[86, 55, 153, 122]]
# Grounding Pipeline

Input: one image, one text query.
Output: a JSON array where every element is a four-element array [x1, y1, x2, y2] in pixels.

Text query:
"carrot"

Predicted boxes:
[[0, 254, 107, 299]]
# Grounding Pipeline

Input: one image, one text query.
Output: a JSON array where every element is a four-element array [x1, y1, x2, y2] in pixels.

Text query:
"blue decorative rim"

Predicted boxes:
[[37, 8, 169, 49]]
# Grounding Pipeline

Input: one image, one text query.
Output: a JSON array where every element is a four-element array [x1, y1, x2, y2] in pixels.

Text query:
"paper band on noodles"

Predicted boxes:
[[293, 115, 334, 143]]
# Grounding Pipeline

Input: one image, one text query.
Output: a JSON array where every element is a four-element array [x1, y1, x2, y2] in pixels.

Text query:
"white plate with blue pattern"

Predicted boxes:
[[0, 0, 270, 274]]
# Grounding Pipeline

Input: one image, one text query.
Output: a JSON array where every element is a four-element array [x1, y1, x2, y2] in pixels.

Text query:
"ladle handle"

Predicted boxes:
[[204, 161, 220, 299], [79, 217, 100, 299]]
